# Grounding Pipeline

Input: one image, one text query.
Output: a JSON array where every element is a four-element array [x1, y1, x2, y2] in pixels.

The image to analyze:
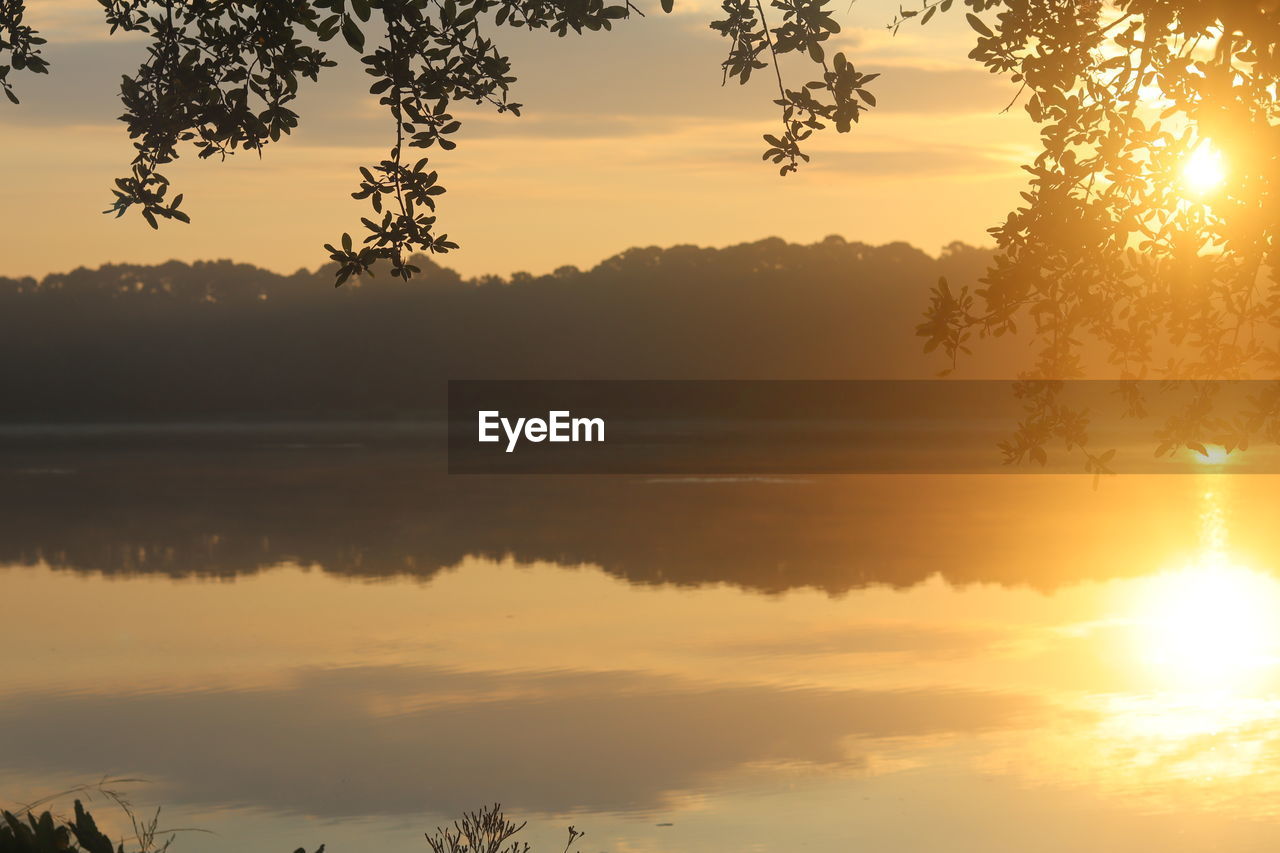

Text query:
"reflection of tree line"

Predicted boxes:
[[0, 447, 1208, 592], [0, 239, 1002, 422]]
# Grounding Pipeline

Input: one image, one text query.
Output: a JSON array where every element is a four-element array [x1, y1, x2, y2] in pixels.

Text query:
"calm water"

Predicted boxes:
[[4, 431, 1280, 851]]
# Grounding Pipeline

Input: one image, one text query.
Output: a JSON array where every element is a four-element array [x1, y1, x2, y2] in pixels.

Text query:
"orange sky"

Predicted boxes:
[[1, 0, 1038, 279]]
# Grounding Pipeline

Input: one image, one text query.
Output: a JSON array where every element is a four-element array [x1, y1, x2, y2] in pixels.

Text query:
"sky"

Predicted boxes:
[[1, 0, 1039, 279]]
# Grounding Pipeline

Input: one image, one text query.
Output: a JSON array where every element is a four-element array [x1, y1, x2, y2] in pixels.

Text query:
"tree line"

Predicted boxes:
[[0, 237, 1000, 422]]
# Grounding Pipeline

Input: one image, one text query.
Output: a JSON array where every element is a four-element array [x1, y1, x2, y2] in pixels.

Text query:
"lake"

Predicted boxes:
[[3, 427, 1280, 852]]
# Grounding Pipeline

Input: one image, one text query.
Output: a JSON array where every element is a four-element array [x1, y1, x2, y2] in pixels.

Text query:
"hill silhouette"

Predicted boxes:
[[0, 237, 1000, 421]]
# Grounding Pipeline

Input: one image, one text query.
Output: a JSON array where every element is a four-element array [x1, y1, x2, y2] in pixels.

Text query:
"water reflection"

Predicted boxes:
[[5, 448, 1280, 850], [0, 444, 1236, 591], [1132, 564, 1280, 691], [1073, 482, 1280, 816], [0, 667, 1039, 817], [1126, 488, 1280, 691]]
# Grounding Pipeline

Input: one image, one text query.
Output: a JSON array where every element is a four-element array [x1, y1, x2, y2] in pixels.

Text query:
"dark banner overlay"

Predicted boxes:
[[447, 380, 1280, 475]]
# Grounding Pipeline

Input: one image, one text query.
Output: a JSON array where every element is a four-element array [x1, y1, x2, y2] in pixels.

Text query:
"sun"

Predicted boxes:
[[1181, 140, 1227, 196]]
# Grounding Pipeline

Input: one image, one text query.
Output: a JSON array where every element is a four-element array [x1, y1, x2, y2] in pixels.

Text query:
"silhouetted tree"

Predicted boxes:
[[0, 0, 865, 282], [899, 1, 1280, 468], [4, 1, 1278, 463], [912, 1, 1280, 387], [3, 2, 1272, 308]]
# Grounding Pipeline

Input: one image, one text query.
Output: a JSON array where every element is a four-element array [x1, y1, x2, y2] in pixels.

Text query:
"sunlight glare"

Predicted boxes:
[[1181, 141, 1227, 197], [1135, 561, 1280, 688], [1130, 490, 1280, 691], [1192, 444, 1232, 466]]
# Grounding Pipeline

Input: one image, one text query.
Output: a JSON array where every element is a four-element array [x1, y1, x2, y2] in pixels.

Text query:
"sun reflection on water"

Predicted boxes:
[[1020, 485, 1280, 812], [1128, 487, 1280, 693], [1084, 483, 1280, 803]]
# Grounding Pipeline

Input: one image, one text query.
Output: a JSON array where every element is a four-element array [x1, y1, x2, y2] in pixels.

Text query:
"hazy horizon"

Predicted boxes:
[[0, 233, 987, 281]]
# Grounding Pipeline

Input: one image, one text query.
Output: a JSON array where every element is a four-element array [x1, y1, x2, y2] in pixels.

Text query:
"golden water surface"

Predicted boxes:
[[3, 458, 1280, 852]]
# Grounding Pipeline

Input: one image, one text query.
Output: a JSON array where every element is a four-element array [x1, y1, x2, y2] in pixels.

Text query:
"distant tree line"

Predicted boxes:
[[0, 238, 997, 422]]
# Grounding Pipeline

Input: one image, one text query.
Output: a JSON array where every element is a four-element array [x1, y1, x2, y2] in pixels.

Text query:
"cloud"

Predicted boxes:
[[869, 64, 1020, 116], [0, 13, 1020, 140], [0, 665, 1041, 818], [806, 145, 1017, 177], [721, 624, 1004, 658], [0, 38, 143, 125], [18, 1, 113, 43]]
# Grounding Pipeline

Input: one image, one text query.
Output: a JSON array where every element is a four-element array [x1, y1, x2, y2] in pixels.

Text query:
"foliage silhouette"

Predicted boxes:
[[3, 0, 1272, 314], [2, 1, 1276, 459], [422, 804, 583, 853], [899, 1, 1280, 467], [914, 0, 1280, 385], [0, 0, 867, 284], [2, 800, 575, 853], [1, 802, 122, 853]]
